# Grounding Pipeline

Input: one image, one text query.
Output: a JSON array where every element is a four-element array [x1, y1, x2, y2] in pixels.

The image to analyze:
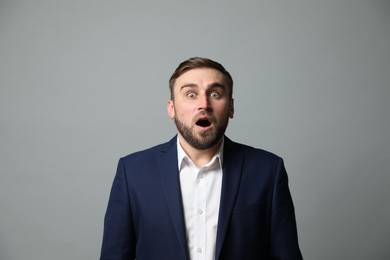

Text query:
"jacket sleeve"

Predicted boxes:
[[270, 159, 303, 259], [100, 158, 136, 260]]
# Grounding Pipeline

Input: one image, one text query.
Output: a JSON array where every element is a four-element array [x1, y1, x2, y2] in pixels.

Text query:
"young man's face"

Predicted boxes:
[[167, 68, 234, 150]]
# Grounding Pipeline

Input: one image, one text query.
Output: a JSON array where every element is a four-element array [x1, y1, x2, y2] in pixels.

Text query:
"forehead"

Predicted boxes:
[[174, 68, 226, 90]]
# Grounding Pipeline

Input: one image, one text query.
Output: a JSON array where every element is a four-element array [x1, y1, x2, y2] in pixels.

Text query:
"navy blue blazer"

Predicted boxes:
[[100, 136, 302, 259]]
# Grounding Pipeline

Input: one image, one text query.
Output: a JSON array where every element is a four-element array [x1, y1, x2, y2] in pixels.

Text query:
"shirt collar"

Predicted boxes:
[[177, 136, 224, 170]]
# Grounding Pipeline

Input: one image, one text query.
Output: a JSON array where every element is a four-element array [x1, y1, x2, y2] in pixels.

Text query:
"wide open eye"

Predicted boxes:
[[210, 92, 220, 98], [187, 92, 196, 98]]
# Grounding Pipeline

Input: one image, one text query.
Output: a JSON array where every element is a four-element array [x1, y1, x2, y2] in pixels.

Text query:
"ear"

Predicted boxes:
[[229, 98, 234, 118], [167, 99, 175, 119]]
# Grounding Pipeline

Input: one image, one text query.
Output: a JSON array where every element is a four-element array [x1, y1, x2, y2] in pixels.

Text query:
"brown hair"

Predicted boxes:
[[169, 57, 233, 100]]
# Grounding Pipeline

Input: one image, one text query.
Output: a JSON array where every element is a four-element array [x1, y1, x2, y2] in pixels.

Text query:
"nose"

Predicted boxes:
[[198, 93, 210, 111]]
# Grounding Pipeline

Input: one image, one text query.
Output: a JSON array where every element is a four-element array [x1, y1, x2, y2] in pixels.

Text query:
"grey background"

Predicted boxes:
[[1, 0, 389, 259]]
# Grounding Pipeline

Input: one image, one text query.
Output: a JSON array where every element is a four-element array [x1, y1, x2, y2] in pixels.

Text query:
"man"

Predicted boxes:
[[100, 57, 303, 259]]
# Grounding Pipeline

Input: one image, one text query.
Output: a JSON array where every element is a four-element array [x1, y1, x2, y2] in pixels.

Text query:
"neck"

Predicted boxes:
[[178, 134, 222, 168]]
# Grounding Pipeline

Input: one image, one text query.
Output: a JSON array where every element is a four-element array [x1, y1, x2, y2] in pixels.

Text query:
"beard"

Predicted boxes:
[[174, 112, 230, 150]]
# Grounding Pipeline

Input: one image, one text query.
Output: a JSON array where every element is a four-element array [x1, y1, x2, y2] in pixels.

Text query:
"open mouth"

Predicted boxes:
[[196, 119, 212, 127]]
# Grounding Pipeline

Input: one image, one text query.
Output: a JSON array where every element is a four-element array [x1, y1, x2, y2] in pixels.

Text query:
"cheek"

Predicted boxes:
[[176, 104, 194, 115], [174, 106, 193, 121], [214, 103, 230, 118]]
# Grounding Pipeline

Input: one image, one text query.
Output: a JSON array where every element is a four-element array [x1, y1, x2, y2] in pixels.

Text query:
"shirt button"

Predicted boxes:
[[197, 247, 202, 253], [198, 209, 203, 215]]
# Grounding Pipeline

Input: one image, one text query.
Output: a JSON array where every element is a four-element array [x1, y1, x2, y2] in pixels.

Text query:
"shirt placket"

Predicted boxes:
[[194, 167, 207, 260]]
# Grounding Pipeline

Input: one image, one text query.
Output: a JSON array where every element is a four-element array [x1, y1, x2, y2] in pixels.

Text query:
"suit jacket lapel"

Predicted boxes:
[[157, 137, 189, 259], [215, 137, 244, 259]]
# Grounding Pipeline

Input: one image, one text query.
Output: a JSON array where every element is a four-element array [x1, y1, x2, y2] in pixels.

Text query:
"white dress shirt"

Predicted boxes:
[[177, 138, 224, 260]]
